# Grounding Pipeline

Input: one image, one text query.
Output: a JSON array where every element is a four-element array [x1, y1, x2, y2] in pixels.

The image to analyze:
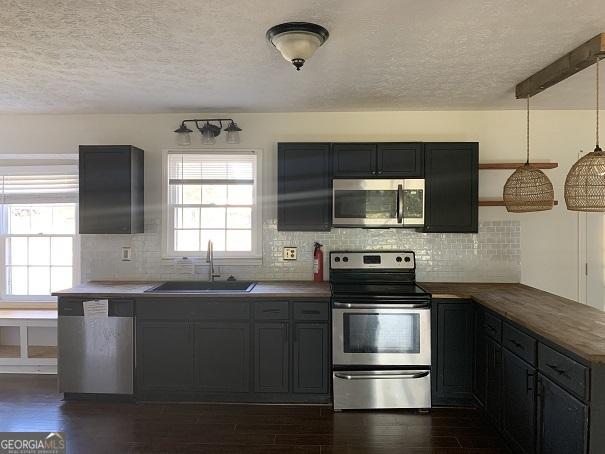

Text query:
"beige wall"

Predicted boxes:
[[0, 110, 597, 301]]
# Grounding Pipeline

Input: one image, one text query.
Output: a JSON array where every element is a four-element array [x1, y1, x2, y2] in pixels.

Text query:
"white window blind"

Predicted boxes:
[[0, 165, 78, 204], [165, 152, 259, 258]]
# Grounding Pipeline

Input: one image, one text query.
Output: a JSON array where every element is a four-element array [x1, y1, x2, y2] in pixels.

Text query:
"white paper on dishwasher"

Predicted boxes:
[[83, 299, 109, 317]]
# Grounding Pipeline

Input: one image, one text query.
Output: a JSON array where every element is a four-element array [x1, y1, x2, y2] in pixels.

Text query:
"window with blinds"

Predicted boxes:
[[0, 165, 79, 301], [166, 152, 259, 257]]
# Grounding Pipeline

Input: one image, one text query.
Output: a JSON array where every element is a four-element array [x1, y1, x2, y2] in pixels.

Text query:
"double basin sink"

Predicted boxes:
[[145, 281, 256, 293]]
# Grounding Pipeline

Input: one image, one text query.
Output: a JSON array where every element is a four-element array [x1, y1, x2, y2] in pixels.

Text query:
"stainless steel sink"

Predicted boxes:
[[145, 281, 256, 293]]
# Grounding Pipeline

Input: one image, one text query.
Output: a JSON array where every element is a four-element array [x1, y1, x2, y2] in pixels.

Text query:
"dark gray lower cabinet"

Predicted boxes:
[[196, 322, 250, 393], [538, 374, 588, 454], [432, 300, 474, 406], [136, 321, 195, 391], [485, 335, 502, 424], [254, 323, 289, 393], [502, 349, 536, 454], [293, 323, 329, 394]]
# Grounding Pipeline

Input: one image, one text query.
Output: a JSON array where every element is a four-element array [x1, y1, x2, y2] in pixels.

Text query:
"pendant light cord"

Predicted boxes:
[[597, 57, 601, 151], [526, 96, 530, 165]]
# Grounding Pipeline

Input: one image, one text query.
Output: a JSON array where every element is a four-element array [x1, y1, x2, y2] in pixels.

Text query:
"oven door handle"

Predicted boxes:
[[333, 301, 430, 310], [397, 184, 404, 224], [334, 371, 430, 380]]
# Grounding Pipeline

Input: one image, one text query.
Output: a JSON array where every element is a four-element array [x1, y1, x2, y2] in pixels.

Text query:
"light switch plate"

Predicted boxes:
[[283, 247, 297, 260], [121, 247, 132, 261]]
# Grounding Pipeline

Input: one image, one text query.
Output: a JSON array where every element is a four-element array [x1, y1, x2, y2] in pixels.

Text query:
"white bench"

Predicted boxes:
[[0, 310, 57, 374]]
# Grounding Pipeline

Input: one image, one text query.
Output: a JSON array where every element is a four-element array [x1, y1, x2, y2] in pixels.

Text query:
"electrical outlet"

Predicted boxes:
[[283, 247, 297, 260], [121, 247, 132, 261]]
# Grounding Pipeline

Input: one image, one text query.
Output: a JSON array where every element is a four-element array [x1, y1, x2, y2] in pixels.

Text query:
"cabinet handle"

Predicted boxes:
[[526, 370, 534, 393], [546, 363, 567, 377], [371, 171, 376, 175], [284, 326, 288, 344], [302, 310, 320, 315], [508, 338, 523, 350], [377, 170, 383, 175], [487, 325, 496, 333], [262, 309, 281, 313]]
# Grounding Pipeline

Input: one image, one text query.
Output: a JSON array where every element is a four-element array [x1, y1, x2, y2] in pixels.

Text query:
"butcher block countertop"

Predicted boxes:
[[52, 280, 332, 299], [422, 282, 605, 364]]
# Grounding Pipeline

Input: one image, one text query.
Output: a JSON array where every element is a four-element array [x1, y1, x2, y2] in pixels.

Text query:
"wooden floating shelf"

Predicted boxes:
[[479, 162, 559, 170], [479, 199, 559, 207]]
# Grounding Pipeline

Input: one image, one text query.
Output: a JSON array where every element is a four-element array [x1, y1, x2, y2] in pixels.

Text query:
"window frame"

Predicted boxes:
[[161, 149, 263, 265]]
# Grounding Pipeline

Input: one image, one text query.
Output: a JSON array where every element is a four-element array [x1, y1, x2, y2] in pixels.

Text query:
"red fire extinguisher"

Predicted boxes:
[[313, 242, 324, 282]]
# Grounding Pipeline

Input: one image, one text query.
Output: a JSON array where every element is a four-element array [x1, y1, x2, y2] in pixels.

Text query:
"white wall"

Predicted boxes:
[[0, 110, 596, 301]]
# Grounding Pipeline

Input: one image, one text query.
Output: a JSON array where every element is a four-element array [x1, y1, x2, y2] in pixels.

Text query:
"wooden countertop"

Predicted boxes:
[[422, 282, 605, 364], [52, 281, 332, 299]]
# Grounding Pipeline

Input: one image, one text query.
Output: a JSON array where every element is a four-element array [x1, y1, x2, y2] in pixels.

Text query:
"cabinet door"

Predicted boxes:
[[195, 322, 250, 393], [136, 321, 194, 391], [432, 300, 474, 406], [293, 323, 329, 394], [538, 374, 588, 454], [254, 323, 289, 393], [485, 336, 502, 424], [79, 146, 132, 233], [502, 349, 536, 454], [277, 143, 332, 231], [424, 142, 478, 233], [473, 306, 487, 406], [332, 143, 377, 177], [377, 143, 424, 177]]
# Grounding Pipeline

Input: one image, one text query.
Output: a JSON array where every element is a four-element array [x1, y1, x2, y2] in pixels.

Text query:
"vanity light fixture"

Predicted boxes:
[[503, 96, 555, 212], [565, 57, 605, 211], [266, 22, 329, 71], [174, 119, 242, 146]]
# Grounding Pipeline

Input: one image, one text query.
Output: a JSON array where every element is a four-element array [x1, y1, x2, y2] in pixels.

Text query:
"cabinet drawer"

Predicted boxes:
[[538, 343, 588, 401], [254, 301, 289, 320], [503, 323, 536, 365], [484, 312, 502, 343], [293, 302, 329, 321]]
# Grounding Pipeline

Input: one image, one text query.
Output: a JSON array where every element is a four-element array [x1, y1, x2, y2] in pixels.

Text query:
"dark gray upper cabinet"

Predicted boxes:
[[431, 299, 474, 406], [254, 322, 289, 393], [136, 321, 195, 392], [277, 143, 332, 231], [195, 321, 250, 393], [424, 142, 478, 233], [332, 142, 423, 178], [538, 374, 588, 454], [79, 145, 144, 234], [501, 348, 536, 454]]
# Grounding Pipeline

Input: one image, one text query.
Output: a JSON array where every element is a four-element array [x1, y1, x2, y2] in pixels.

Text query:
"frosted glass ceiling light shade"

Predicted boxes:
[[224, 122, 242, 144], [503, 97, 555, 213], [267, 22, 329, 71], [199, 122, 221, 145], [174, 123, 192, 146], [565, 57, 605, 211]]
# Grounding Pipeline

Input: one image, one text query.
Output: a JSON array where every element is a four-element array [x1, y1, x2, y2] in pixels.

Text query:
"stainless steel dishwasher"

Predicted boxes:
[[58, 299, 134, 395]]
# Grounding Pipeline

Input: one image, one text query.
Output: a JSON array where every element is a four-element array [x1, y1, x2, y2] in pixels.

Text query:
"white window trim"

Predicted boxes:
[[161, 149, 263, 265]]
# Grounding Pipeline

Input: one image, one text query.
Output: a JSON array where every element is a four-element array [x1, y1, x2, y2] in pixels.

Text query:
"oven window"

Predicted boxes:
[[343, 313, 420, 353], [403, 190, 423, 219], [334, 190, 397, 219]]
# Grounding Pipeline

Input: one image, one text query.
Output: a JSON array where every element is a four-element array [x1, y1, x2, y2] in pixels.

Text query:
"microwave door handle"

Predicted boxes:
[[397, 184, 404, 224]]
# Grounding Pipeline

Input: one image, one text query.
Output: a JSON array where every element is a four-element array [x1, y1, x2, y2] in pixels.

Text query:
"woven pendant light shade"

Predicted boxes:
[[564, 148, 605, 211], [503, 164, 555, 212]]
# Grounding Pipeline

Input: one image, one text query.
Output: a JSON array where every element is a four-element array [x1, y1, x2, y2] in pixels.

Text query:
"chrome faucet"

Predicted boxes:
[[206, 240, 220, 282]]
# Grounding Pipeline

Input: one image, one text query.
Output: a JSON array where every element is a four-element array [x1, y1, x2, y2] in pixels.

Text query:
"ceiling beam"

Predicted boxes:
[[516, 33, 605, 99]]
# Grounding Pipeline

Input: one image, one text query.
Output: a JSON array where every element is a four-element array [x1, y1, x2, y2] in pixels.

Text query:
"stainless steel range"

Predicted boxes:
[[330, 251, 432, 410]]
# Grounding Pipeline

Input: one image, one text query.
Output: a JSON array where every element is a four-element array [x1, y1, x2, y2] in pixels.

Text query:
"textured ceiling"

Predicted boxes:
[[2, 0, 605, 113]]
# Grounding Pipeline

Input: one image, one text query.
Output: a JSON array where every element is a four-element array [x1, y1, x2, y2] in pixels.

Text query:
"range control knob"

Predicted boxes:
[[334, 257, 341, 263], [342, 257, 349, 263], [404, 256, 411, 263], [396, 256, 402, 263]]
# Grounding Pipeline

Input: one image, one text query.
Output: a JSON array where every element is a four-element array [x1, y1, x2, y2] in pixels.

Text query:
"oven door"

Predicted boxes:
[[332, 302, 431, 367]]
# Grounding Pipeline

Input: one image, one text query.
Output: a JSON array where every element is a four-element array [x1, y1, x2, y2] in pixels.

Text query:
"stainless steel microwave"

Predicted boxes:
[[332, 179, 425, 228]]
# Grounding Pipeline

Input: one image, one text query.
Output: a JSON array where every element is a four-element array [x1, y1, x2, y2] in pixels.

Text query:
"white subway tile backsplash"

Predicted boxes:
[[80, 219, 520, 283]]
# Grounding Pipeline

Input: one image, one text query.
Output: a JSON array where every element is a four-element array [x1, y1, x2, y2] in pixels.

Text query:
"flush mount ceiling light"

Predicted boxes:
[[174, 119, 242, 146], [266, 22, 329, 71], [503, 97, 555, 213], [565, 57, 605, 211]]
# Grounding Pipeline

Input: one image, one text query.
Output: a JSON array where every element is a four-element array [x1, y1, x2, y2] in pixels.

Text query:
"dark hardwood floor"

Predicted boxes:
[[0, 375, 510, 453]]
